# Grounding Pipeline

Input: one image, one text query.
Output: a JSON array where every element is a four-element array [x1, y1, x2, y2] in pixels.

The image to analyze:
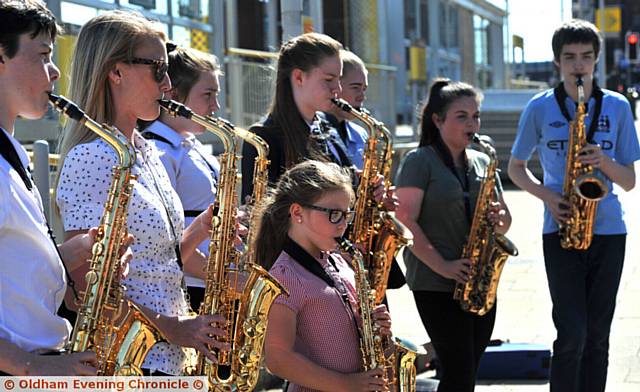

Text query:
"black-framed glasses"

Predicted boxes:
[[301, 204, 355, 224], [127, 57, 169, 83]]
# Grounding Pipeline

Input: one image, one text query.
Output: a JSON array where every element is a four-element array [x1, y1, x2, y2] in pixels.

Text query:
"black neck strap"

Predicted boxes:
[[283, 237, 362, 341], [0, 129, 32, 191], [554, 81, 604, 143], [283, 237, 335, 287], [0, 129, 79, 301]]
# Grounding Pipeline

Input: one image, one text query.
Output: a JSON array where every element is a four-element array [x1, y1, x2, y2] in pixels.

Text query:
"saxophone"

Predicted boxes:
[[559, 76, 608, 250], [336, 237, 421, 392], [453, 134, 518, 316], [232, 126, 270, 266], [50, 93, 164, 375], [331, 98, 413, 305], [335, 237, 387, 373], [159, 99, 287, 391]]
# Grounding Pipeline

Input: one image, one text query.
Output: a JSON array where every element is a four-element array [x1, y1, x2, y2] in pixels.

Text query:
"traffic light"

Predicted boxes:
[[627, 31, 639, 62]]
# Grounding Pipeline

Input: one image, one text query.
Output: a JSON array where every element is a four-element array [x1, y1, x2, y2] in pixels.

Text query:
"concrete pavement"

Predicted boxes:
[[401, 156, 640, 391]]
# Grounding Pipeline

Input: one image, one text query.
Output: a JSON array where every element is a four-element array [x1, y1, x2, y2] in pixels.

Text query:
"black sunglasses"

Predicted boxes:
[[127, 57, 169, 83], [301, 204, 355, 224]]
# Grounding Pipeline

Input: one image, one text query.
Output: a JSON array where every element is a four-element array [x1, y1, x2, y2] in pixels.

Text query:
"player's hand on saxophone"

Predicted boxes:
[[541, 190, 571, 224], [372, 304, 392, 336], [160, 313, 231, 363], [340, 368, 389, 392], [436, 258, 472, 284], [578, 143, 607, 168]]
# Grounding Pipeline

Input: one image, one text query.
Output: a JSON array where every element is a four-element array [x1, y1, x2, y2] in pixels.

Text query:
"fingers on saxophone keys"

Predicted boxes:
[[196, 343, 219, 363], [205, 333, 231, 352]]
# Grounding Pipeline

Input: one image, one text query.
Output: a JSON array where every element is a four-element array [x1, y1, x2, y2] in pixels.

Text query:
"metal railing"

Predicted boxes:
[[224, 48, 278, 129]]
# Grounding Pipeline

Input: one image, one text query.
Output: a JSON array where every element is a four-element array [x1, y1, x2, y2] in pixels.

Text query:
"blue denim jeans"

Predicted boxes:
[[543, 233, 626, 392]]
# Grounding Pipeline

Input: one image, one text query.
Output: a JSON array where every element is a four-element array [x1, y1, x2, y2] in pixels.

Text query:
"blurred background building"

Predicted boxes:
[[25, 0, 507, 145]]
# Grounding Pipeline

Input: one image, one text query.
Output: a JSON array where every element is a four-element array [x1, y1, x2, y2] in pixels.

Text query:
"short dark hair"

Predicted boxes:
[[552, 19, 601, 61], [0, 0, 61, 59]]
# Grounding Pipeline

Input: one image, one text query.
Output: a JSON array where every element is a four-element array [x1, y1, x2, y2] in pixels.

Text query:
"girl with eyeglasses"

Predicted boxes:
[[252, 160, 391, 392], [55, 11, 228, 376]]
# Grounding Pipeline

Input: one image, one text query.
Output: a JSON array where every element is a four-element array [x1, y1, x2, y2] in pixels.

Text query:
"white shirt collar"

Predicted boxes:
[[145, 120, 187, 148]]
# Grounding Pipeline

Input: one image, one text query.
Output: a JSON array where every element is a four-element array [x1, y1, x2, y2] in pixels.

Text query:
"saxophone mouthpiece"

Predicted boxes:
[[48, 93, 86, 122], [331, 98, 354, 113], [576, 75, 584, 87], [158, 99, 193, 119]]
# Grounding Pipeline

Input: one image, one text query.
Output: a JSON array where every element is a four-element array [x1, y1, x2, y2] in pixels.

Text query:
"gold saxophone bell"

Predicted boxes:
[[575, 172, 608, 201]]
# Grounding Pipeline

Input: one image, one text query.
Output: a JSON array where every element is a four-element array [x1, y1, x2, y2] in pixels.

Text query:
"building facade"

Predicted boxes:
[[19, 0, 506, 143]]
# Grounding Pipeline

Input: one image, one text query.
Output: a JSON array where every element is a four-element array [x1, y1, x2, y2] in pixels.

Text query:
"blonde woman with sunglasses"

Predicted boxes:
[[55, 11, 227, 376]]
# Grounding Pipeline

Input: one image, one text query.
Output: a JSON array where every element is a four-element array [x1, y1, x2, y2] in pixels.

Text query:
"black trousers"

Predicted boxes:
[[413, 290, 496, 392], [543, 233, 625, 392]]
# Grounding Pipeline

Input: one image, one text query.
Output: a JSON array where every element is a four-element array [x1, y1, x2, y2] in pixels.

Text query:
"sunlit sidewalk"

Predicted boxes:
[[389, 169, 640, 392]]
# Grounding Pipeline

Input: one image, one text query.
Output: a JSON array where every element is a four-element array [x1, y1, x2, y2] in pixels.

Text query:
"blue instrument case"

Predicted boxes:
[[477, 341, 551, 380]]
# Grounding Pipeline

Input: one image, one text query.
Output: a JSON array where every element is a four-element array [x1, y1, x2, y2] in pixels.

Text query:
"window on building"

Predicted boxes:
[[438, 2, 458, 49], [404, 0, 428, 44], [324, 0, 348, 46], [419, 0, 429, 44], [121, 0, 168, 14], [170, 0, 210, 20], [404, 0, 417, 41], [474, 14, 491, 88]]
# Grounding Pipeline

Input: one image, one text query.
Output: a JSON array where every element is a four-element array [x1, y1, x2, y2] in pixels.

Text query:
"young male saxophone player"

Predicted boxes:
[[0, 0, 129, 375], [508, 19, 640, 392]]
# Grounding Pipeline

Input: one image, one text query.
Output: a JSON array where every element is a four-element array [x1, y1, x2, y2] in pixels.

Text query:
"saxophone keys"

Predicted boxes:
[[242, 316, 265, 338], [91, 241, 104, 257], [85, 270, 98, 285]]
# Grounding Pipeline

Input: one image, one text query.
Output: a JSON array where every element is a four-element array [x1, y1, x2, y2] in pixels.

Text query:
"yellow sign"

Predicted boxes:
[[409, 46, 427, 82], [596, 6, 621, 33], [56, 35, 77, 97], [513, 34, 524, 50]]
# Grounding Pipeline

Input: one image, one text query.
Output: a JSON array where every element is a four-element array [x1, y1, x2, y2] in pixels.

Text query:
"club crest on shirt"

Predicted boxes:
[[549, 120, 566, 128], [596, 115, 611, 133]]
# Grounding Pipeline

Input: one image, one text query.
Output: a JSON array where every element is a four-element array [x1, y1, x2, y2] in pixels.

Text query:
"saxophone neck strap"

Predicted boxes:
[[283, 237, 335, 288], [0, 129, 32, 191], [283, 237, 363, 338], [554, 81, 604, 143]]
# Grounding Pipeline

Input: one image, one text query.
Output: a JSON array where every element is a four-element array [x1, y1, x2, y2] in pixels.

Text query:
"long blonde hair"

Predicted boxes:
[[56, 10, 166, 166]]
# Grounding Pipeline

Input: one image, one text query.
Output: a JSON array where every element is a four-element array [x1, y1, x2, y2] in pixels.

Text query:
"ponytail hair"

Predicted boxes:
[[270, 33, 343, 167], [252, 160, 354, 269], [417, 78, 482, 168]]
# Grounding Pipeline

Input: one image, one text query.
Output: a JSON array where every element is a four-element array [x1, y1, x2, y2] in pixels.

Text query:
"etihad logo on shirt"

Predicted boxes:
[[546, 139, 614, 151], [549, 121, 566, 128]]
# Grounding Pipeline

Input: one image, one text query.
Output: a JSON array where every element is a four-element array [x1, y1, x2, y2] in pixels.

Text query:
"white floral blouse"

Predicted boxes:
[[56, 131, 194, 375]]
